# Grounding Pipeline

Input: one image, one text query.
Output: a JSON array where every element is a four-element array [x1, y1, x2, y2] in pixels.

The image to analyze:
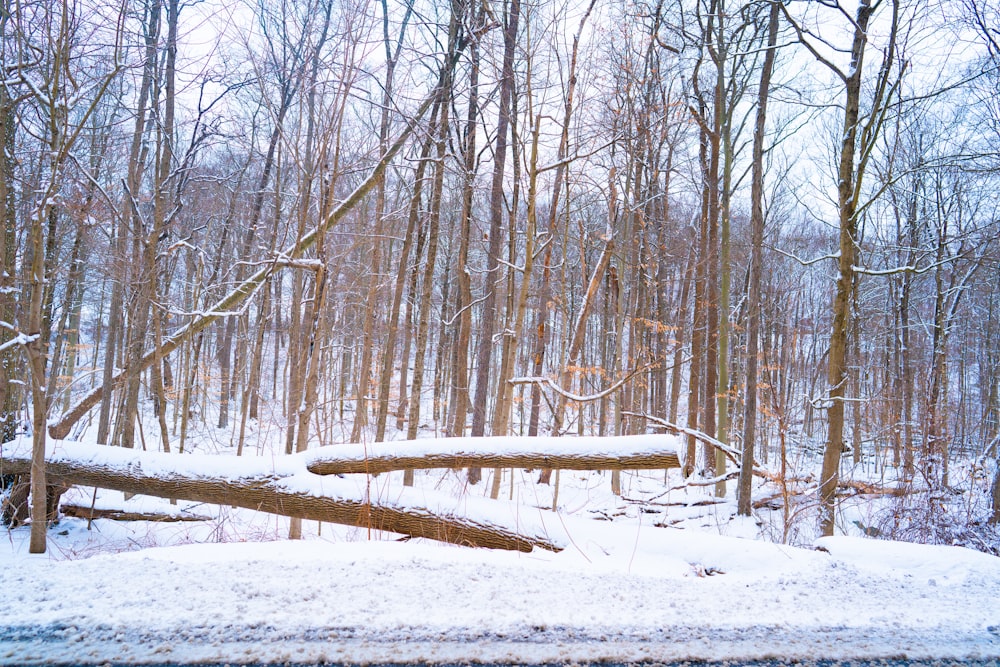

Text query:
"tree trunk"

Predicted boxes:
[[526, 0, 594, 438], [490, 93, 523, 440], [685, 127, 709, 477], [818, 1, 888, 538], [405, 29, 457, 443], [350, 36, 399, 442], [702, 64, 721, 486], [669, 239, 695, 425], [46, 222, 85, 412], [374, 122, 435, 442], [991, 464, 1000, 525], [395, 223, 422, 434], [738, 0, 779, 517], [217, 317, 235, 429], [100, 0, 159, 448], [553, 230, 615, 434], [491, 115, 541, 439], [448, 22, 481, 439], [238, 287, 270, 456], [716, 26, 733, 498], [0, 83, 21, 445], [469, 0, 521, 451], [25, 210, 48, 553]]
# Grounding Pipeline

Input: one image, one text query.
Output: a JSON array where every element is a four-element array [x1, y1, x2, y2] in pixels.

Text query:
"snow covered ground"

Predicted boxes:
[[2, 432, 1000, 665]]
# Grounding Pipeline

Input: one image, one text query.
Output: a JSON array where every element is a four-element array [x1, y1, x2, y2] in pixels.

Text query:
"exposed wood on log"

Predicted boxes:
[[60, 504, 213, 523]]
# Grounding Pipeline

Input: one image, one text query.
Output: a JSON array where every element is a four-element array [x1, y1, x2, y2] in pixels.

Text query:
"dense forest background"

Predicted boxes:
[[1, 0, 999, 552]]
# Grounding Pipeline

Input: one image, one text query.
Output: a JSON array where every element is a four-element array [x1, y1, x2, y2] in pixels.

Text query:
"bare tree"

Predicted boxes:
[[780, 0, 903, 536], [468, 0, 521, 455], [737, 0, 780, 516]]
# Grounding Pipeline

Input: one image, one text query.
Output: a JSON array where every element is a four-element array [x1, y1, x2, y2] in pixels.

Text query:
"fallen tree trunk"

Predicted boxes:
[[303, 434, 681, 475], [0, 449, 558, 552]]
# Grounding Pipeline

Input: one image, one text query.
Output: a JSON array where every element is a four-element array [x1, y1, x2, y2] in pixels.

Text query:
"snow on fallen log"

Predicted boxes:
[[0, 435, 681, 552]]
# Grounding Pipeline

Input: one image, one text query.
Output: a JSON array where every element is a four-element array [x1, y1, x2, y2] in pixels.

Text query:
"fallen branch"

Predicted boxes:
[[60, 504, 214, 523], [623, 412, 743, 462], [622, 496, 728, 508], [752, 490, 815, 510], [628, 470, 741, 505], [626, 412, 788, 484], [837, 479, 910, 497], [752, 478, 909, 510]]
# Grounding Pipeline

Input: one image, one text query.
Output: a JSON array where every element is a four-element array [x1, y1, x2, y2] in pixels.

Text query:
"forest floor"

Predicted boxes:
[[1, 423, 999, 665]]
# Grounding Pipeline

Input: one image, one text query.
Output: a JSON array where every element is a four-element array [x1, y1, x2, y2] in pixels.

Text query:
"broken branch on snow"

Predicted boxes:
[[60, 504, 214, 523]]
